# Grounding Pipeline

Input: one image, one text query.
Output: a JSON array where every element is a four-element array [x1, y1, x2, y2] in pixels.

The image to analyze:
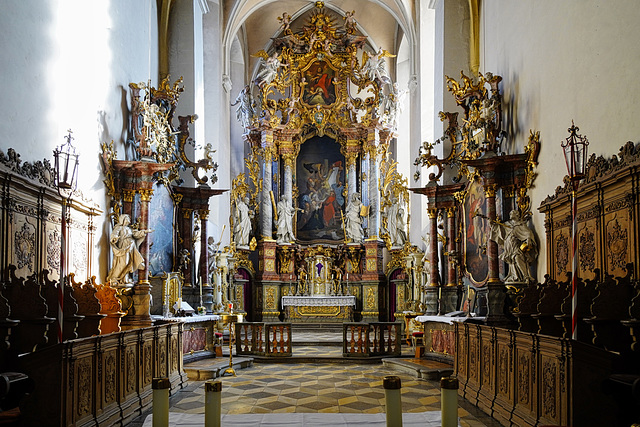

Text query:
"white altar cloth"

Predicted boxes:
[[281, 295, 356, 307]]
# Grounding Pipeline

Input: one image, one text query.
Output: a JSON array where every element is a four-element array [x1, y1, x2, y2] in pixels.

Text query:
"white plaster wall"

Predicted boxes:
[[0, 0, 159, 281], [481, 0, 640, 279]]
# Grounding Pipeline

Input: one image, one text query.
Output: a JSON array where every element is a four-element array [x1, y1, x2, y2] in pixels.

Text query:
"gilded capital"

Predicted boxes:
[[484, 184, 498, 198], [427, 208, 438, 219], [281, 152, 296, 168], [446, 207, 456, 218], [122, 189, 136, 203], [139, 189, 154, 202], [183, 208, 193, 219], [198, 209, 210, 220]]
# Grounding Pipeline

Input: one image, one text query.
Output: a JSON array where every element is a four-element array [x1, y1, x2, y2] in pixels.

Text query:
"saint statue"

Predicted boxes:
[[233, 195, 254, 248], [488, 209, 538, 284], [106, 214, 152, 285], [230, 85, 255, 129], [275, 196, 296, 244], [345, 192, 365, 243], [383, 195, 407, 247]]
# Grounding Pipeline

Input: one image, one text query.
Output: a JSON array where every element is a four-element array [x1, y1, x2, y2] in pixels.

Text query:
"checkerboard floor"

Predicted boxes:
[[129, 329, 502, 426]]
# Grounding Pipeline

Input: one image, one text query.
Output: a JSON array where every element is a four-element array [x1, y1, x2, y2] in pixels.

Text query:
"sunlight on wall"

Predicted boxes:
[[48, 0, 113, 194]]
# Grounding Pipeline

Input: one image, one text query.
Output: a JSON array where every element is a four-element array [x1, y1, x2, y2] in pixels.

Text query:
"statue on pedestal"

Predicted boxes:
[[275, 196, 296, 244], [488, 209, 538, 284], [233, 195, 253, 249], [383, 195, 407, 247], [231, 85, 255, 129], [345, 192, 365, 243], [107, 214, 152, 285]]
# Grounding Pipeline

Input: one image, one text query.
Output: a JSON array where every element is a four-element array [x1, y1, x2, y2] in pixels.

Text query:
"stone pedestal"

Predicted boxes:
[[441, 286, 459, 314], [202, 284, 215, 314], [486, 283, 509, 325], [424, 287, 439, 315]]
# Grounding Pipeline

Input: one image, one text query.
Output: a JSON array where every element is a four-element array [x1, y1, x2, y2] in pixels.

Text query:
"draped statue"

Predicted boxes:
[[107, 214, 152, 285]]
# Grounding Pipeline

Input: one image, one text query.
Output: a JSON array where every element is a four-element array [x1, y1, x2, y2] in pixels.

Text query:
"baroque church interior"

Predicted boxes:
[[1, 0, 640, 426]]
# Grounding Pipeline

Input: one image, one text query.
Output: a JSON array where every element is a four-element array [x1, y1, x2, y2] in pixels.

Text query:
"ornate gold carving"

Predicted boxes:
[[234, 250, 255, 274], [122, 189, 136, 203], [484, 184, 497, 198], [265, 287, 276, 309], [139, 189, 153, 202], [365, 287, 376, 309]]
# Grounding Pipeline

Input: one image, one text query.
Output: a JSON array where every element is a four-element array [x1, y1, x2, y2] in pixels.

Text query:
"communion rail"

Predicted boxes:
[[236, 322, 292, 356], [343, 322, 402, 357]]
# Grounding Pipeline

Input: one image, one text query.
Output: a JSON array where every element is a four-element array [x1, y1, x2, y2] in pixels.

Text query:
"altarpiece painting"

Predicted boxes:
[[296, 136, 346, 242]]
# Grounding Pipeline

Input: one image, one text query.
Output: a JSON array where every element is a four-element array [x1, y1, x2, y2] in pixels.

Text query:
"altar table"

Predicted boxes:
[[282, 296, 356, 323]]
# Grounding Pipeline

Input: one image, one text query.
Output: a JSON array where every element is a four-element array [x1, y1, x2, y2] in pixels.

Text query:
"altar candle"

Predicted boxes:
[[177, 298, 182, 309]]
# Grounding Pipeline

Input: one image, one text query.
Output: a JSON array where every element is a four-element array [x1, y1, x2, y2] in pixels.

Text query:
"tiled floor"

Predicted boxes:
[[128, 331, 503, 427]]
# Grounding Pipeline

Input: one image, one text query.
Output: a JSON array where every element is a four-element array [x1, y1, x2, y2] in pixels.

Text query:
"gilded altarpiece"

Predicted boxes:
[[234, 4, 396, 322]]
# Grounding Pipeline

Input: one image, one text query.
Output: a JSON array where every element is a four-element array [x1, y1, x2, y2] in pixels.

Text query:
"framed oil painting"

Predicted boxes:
[[463, 177, 489, 285], [302, 60, 337, 106], [296, 136, 345, 243]]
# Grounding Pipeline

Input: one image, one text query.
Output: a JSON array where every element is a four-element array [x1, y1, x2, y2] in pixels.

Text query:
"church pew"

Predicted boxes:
[[1, 265, 55, 355], [91, 278, 125, 334], [70, 273, 106, 338], [532, 274, 568, 337], [584, 264, 634, 355], [40, 270, 84, 343], [557, 271, 598, 342], [512, 280, 542, 333], [621, 278, 640, 353]]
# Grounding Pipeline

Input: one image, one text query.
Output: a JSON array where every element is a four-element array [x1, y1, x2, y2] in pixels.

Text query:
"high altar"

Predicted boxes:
[[225, 4, 412, 324]]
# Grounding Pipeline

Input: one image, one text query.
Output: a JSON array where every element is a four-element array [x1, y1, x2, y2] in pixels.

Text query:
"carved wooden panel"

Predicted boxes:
[[1, 158, 100, 284], [18, 323, 186, 426], [512, 333, 537, 427], [455, 323, 617, 427], [477, 327, 496, 414], [540, 143, 640, 282]]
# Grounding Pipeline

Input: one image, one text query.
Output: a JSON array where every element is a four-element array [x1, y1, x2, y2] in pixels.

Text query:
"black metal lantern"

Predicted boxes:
[[561, 121, 589, 183], [54, 129, 79, 191]]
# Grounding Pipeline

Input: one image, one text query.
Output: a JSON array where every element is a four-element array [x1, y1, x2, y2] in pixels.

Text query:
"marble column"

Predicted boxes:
[[425, 208, 439, 315], [367, 146, 381, 239], [446, 207, 457, 287], [198, 209, 214, 313], [261, 147, 275, 240], [485, 184, 499, 284], [127, 187, 153, 327], [346, 152, 358, 202], [122, 189, 135, 218], [283, 155, 293, 204]]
